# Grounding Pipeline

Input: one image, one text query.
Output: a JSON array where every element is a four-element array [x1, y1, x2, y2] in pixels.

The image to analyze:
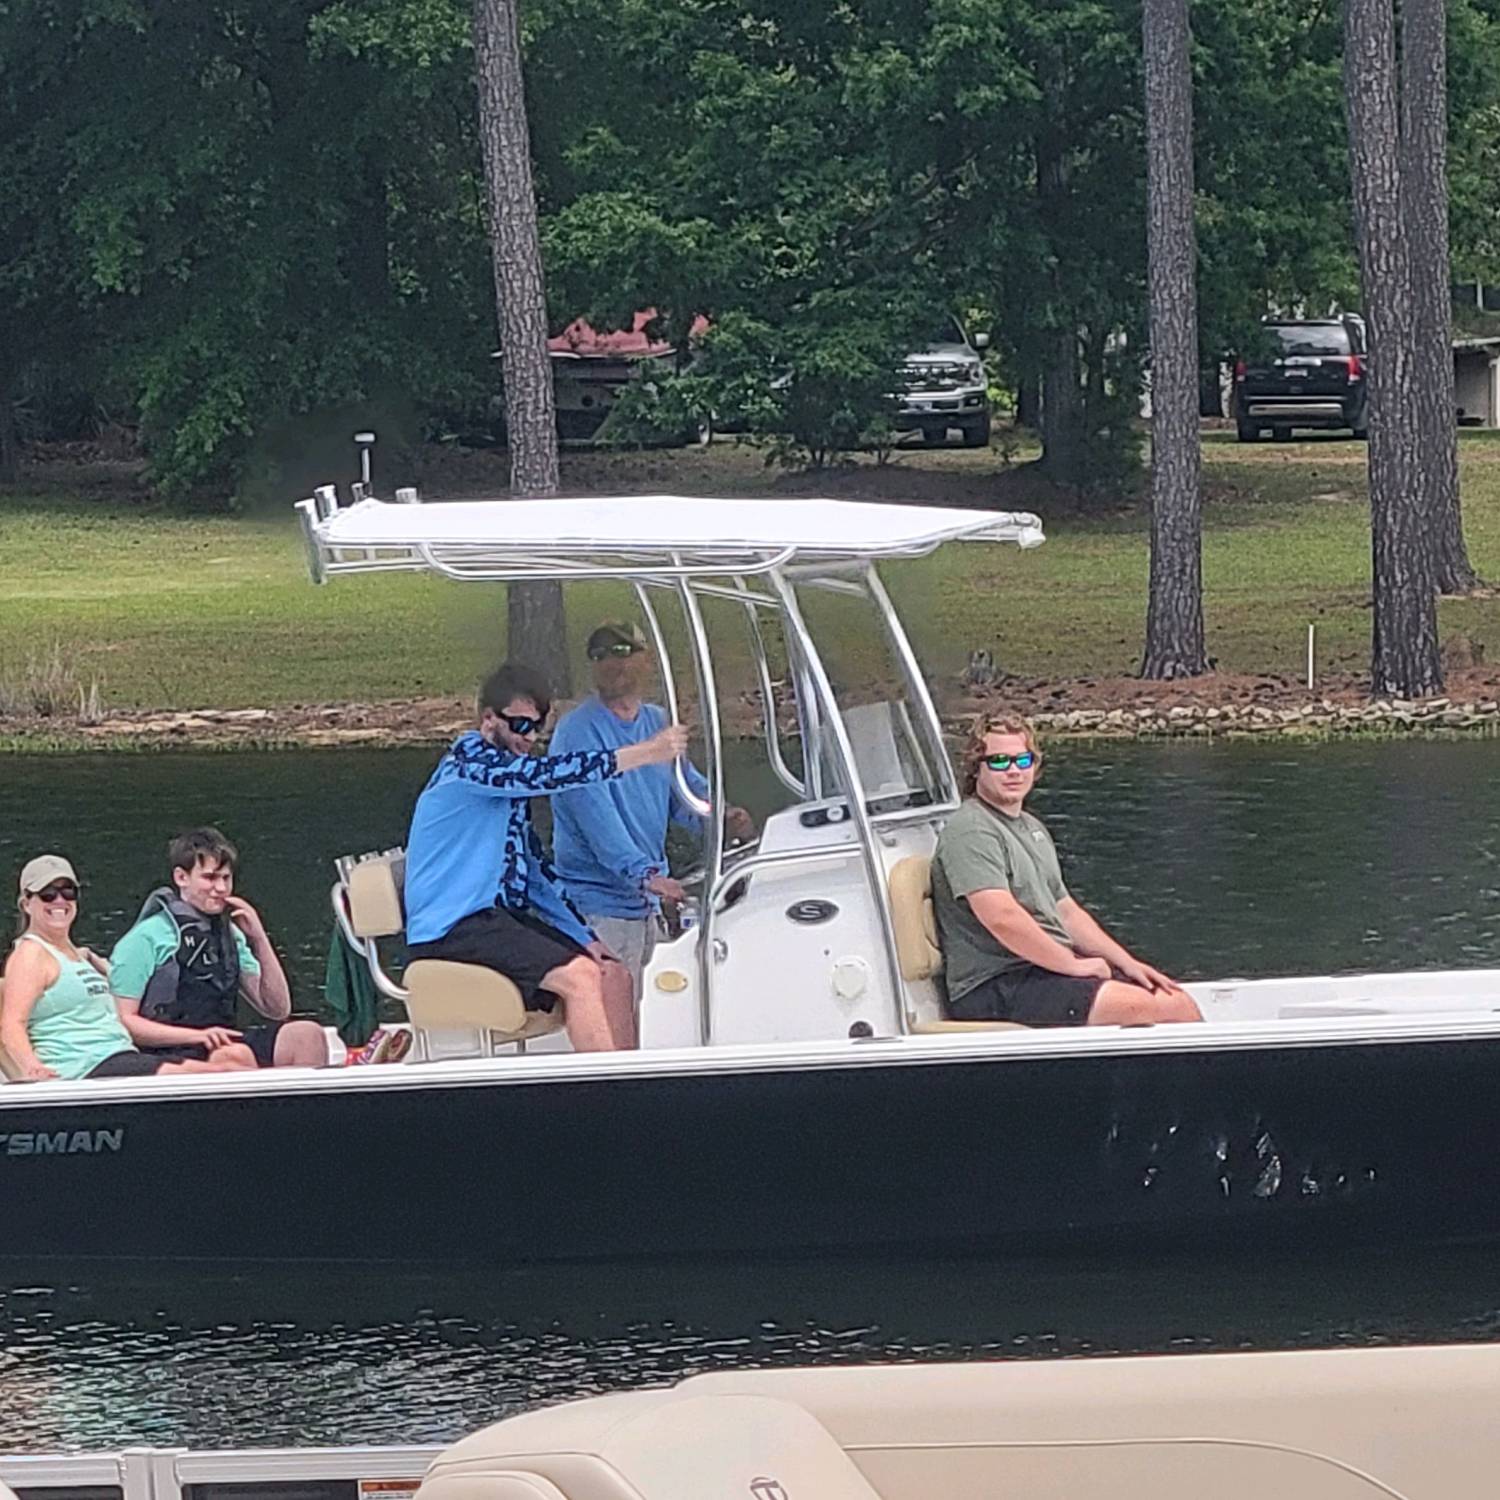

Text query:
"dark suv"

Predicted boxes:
[[1233, 317, 1368, 442]]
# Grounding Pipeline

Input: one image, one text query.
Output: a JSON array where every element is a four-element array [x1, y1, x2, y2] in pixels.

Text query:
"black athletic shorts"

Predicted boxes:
[[949, 964, 1111, 1028], [407, 905, 588, 1010], [88, 1050, 168, 1078], [141, 1021, 285, 1068]]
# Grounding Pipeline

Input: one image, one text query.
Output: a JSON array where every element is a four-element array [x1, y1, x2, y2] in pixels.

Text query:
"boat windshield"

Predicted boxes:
[[794, 574, 949, 815]]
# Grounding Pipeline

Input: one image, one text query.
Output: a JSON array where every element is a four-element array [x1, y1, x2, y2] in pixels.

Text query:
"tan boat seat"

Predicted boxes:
[[424, 1391, 884, 1500], [339, 849, 562, 1054], [346, 850, 407, 940], [404, 960, 559, 1048], [888, 855, 1027, 1033]]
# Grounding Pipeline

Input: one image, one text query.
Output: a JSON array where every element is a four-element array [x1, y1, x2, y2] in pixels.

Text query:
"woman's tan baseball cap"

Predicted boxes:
[[18, 854, 79, 898]]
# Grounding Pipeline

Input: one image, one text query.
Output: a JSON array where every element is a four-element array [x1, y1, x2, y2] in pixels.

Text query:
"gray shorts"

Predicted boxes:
[[586, 913, 660, 1005]]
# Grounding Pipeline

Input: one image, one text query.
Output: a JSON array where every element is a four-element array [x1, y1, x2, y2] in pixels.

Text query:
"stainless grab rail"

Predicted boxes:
[[634, 582, 712, 819]]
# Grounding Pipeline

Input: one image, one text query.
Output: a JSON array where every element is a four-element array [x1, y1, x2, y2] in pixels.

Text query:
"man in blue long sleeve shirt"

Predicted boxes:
[[404, 661, 686, 1051], [551, 623, 753, 1007]]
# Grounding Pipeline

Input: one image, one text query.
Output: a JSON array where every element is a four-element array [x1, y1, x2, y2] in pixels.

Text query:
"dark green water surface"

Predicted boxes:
[[2, 738, 1499, 1450]]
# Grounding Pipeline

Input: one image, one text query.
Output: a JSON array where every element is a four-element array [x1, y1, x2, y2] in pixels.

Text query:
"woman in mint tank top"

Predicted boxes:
[[1, 855, 248, 1082]]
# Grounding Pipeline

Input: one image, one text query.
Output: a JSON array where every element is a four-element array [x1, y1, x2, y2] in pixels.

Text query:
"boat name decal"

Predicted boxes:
[[0, 1128, 124, 1158]]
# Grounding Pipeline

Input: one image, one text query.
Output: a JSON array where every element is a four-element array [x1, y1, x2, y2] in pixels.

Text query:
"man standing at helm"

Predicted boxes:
[[550, 621, 754, 1011]]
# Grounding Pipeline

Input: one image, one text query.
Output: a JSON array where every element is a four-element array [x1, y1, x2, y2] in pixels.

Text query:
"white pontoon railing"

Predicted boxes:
[[0, 1446, 443, 1500]]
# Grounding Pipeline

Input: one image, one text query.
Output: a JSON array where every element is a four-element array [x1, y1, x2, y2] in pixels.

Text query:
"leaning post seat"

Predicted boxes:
[[887, 855, 1027, 1034], [337, 849, 562, 1057]]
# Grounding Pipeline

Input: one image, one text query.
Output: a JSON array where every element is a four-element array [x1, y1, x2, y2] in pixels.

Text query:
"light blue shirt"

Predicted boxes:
[[404, 731, 618, 946], [550, 698, 708, 919]]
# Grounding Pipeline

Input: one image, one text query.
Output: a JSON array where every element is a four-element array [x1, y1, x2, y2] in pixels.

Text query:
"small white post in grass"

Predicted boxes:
[[354, 430, 376, 489], [1306, 622, 1316, 691]]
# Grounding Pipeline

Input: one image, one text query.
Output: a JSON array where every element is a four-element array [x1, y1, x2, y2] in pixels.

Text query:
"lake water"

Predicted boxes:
[[2, 738, 1499, 1451]]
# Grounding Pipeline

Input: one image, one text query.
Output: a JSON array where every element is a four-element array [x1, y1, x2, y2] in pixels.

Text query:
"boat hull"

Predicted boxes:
[[3, 1035, 1497, 1262]]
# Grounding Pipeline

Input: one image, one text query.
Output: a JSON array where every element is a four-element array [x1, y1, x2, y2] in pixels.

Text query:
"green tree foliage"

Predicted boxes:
[[2, 0, 493, 499], [6, 0, 1500, 496]]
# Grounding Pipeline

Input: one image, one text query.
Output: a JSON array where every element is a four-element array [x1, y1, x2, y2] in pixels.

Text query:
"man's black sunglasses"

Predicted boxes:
[[587, 641, 642, 661], [504, 715, 543, 736]]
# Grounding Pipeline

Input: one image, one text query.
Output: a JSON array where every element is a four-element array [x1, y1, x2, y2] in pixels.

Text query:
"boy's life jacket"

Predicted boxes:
[[135, 888, 242, 1028]]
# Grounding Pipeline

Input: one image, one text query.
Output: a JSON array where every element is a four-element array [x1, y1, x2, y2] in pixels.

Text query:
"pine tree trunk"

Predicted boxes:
[[1198, 363, 1224, 418], [1016, 377, 1040, 430], [1345, 0, 1442, 697], [1039, 327, 1085, 482], [1141, 0, 1208, 679], [1402, 0, 1479, 595], [0, 362, 18, 484], [472, 0, 569, 693], [1034, 72, 1088, 486]]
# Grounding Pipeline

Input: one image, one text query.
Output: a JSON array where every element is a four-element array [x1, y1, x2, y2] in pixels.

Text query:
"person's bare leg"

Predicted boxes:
[[1088, 980, 1203, 1026], [272, 1020, 331, 1067], [597, 955, 638, 1049], [208, 1042, 257, 1069], [542, 955, 623, 1052], [159, 1057, 253, 1074]]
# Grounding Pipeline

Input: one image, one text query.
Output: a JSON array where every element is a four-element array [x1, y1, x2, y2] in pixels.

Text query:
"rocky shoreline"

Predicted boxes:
[[4, 673, 1500, 751], [1027, 696, 1500, 737]]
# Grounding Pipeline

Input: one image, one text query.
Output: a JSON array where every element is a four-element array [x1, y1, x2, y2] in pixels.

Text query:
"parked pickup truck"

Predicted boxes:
[[897, 318, 992, 447], [1234, 316, 1368, 442]]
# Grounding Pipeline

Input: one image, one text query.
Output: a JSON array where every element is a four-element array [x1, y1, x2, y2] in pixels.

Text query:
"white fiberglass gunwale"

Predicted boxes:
[[298, 493, 1046, 583], [7, 1000, 1500, 1109]]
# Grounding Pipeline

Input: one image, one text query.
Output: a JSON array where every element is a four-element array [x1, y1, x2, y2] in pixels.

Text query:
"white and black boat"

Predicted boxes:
[[4, 488, 1500, 1264]]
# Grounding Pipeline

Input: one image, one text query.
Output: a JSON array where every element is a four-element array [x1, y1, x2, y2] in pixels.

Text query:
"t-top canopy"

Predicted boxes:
[[299, 492, 1045, 583]]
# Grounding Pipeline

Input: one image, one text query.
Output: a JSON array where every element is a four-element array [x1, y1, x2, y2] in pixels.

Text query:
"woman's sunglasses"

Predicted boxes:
[[983, 752, 1037, 772], [32, 882, 79, 904], [503, 715, 543, 737]]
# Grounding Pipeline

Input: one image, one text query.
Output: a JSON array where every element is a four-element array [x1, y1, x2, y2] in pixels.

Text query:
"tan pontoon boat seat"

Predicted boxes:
[[425, 1346, 1500, 1500], [342, 850, 562, 1051], [423, 1391, 883, 1500], [887, 855, 1026, 1033]]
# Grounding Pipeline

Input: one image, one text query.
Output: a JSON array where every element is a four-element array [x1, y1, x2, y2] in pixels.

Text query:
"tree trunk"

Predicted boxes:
[[0, 362, 18, 484], [1198, 362, 1224, 418], [1141, 0, 1208, 679], [472, 0, 569, 693], [1039, 327, 1085, 482], [1345, 0, 1442, 697], [1034, 67, 1088, 486], [1083, 323, 1108, 425], [1401, 0, 1479, 594], [1016, 376, 1040, 430]]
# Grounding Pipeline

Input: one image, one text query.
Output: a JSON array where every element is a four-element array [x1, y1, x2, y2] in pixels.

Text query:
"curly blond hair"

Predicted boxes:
[[959, 711, 1042, 797]]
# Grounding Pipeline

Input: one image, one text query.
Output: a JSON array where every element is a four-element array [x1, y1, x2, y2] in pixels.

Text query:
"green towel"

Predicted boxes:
[[323, 924, 380, 1048]]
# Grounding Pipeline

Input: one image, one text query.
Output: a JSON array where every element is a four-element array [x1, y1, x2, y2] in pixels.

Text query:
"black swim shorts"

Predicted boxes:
[[407, 905, 588, 1010], [948, 964, 1108, 1028], [141, 1021, 286, 1068], [88, 1050, 169, 1078]]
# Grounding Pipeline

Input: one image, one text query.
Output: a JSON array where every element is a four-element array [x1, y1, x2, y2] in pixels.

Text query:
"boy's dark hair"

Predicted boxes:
[[169, 826, 239, 876], [478, 662, 551, 721]]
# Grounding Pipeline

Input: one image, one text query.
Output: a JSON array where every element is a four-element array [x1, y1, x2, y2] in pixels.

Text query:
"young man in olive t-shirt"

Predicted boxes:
[[932, 715, 1201, 1027]]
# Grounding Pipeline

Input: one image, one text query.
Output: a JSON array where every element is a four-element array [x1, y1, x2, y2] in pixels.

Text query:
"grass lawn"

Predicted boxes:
[[2, 431, 1499, 713]]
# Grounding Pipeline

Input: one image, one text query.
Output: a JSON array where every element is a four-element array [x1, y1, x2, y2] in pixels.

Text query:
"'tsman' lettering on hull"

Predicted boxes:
[[0, 1129, 124, 1157]]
